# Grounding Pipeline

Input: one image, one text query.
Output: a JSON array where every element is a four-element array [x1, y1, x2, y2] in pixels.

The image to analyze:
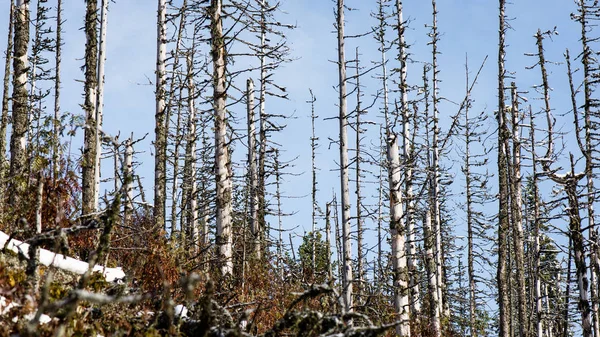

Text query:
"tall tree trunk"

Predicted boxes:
[[538, 32, 592, 337], [496, 1, 511, 336], [429, 0, 446, 321], [464, 61, 477, 337], [154, 0, 167, 230], [81, 0, 99, 216], [336, 0, 353, 316], [354, 47, 364, 305], [52, 0, 62, 182], [247, 78, 259, 259], [528, 108, 543, 337], [509, 82, 528, 337], [94, 0, 108, 210], [211, 0, 233, 276], [423, 64, 440, 337], [184, 52, 198, 253], [396, 0, 419, 315], [309, 89, 318, 277], [257, 0, 268, 256], [577, 3, 600, 334], [9, 0, 30, 207], [0, 2, 14, 201]]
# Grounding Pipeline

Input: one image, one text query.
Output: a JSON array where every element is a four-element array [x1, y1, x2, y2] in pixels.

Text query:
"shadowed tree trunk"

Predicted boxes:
[[496, 1, 511, 335], [154, 0, 167, 230], [81, 0, 99, 216], [0, 2, 14, 188], [9, 0, 30, 207]]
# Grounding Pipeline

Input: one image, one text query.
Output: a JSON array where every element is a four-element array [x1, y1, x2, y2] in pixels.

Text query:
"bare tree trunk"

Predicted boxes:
[[326, 201, 333, 283], [577, 3, 600, 334], [94, 0, 108, 210], [123, 138, 133, 224], [257, 0, 268, 255], [396, 0, 419, 314], [247, 78, 259, 259], [52, 0, 62, 182], [0, 2, 14, 187], [430, 0, 446, 321], [81, 0, 99, 216], [154, 0, 167, 230], [509, 82, 528, 337], [354, 47, 364, 305], [528, 108, 543, 337], [309, 89, 318, 279], [497, 1, 511, 336], [184, 52, 198, 252], [274, 149, 284, 280], [335, 0, 353, 316], [464, 61, 477, 337], [9, 0, 30, 207], [211, 0, 233, 276], [424, 209, 441, 337], [538, 32, 592, 337], [423, 64, 440, 337]]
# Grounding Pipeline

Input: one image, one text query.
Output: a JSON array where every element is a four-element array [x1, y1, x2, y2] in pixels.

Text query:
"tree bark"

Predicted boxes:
[[247, 78, 259, 259], [0, 2, 14, 187], [336, 0, 353, 316], [9, 0, 30, 207], [154, 0, 167, 230], [509, 82, 528, 337], [211, 0, 233, 276], [496, 1, 511, 336], [81, 0, 99, 216], [94, 0, 108, 210]]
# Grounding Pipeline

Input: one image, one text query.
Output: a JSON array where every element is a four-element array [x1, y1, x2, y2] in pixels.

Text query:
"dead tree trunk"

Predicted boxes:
[[0, 2, 14, 187], [247, 78, 259, 259], [154, 0, 167, 230], [335, 0, 353, 316], [496, 1, 511, 335], [184, 51, 198, 252], [211, 0, 233, 276], [9, 0, 30, 207], [81, 0, 99, 216], [509, 82, 528, 337]]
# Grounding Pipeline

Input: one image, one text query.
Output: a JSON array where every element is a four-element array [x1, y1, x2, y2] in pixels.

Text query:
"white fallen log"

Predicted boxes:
[[0, 230, 125, 282]]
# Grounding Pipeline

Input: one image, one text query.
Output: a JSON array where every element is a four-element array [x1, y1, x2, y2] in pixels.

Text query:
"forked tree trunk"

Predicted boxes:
[[211, 0, 233, 276]]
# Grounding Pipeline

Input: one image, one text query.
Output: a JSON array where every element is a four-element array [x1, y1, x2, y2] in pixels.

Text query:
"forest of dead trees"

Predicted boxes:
[[1, 0, 600, 336]]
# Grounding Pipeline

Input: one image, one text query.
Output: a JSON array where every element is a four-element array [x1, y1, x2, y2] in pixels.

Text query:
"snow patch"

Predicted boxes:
[[0, 230, 125, 282], [0, 296, 18, 315], [174, 304, 188, 319]]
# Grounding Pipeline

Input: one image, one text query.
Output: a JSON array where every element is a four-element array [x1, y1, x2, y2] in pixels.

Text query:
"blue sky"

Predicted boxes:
[[0, 0, 587, 270]]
